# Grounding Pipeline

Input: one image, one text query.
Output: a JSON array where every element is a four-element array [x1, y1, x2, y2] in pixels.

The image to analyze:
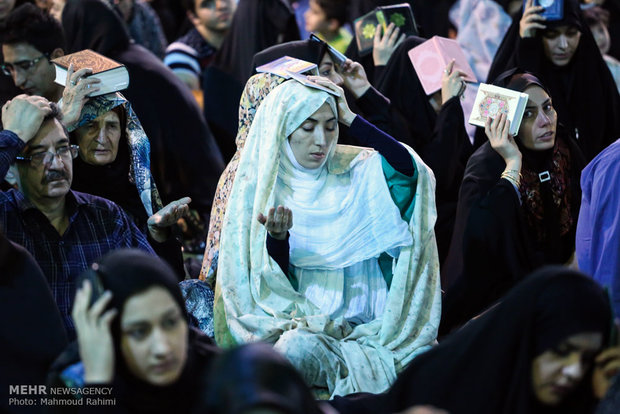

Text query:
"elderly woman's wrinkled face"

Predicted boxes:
[[531, 332, 602, 405], [74, 110, 122, 166], [120, 286, 189, 386], [288, 102, 337, 169], [542, 25, 581, 67], [518, 86, 557, 151]]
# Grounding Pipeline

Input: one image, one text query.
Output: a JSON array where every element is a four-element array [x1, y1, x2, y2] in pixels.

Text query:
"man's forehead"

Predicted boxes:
[[2, 42, 43, 62], [27, 119, 70, 150]]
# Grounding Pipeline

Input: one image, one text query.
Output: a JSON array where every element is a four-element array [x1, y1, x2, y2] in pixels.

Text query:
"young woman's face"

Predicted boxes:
[[318, 53, 343, 87], [589, 22, 611, 55], [518, 86, 557, 151], [120, 286, 189, 386], [531, 331, 602, 405], [288, 102, 338, 169], [542, 25, 581, 67]]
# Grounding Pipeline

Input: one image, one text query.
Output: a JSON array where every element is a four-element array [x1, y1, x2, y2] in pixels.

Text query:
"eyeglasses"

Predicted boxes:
[[1, 54, 48, 76], [15, 145, 79, 168]]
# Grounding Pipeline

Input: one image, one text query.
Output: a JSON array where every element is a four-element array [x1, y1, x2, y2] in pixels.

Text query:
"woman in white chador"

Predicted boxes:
[[214, 76, 441, 398]]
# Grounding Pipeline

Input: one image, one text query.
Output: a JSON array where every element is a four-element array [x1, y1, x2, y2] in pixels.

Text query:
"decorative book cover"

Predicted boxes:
[[354, 3, 418, 56], [255, 56, 317, 79], [285, 70, 339, 96], [408, 36, 477, 95], [52, 49, 129, 96], [468, 83, 529, 136], [524, 0, 563, 21]]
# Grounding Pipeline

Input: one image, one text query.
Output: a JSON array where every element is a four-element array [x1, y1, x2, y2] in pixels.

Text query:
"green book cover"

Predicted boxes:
[[354, 3, 419, 56]]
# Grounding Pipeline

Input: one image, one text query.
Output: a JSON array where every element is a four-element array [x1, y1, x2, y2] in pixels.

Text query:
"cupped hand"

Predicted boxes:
[[485, 113, 522, 167], [147, 196, 192, 242], [520, 0, 546, 38], [72, 280, 117, 383], [441, 60, 468, 104], [2, 94, 54, 143], [340, 59, 371, 99], [60, 64, 102, 128], [373, 22, 406, 67], [257, 205, 293, 240], [307, 76, 356, 126]]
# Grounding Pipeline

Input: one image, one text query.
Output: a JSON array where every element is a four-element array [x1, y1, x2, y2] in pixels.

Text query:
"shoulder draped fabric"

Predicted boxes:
[[214, 80, 441, 397], [200, 73, 286, 285]]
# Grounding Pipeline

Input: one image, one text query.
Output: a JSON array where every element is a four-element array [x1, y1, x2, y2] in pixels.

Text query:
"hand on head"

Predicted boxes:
[[1, 94, 54, 143], [373, 22, 406, 66], [520, 0, 547, 38], [441, 60, 467, 104], [340, 58, 371, 99], [257, 205, 293, 240], [60, 63, 102, 127], [72, 279, 117, 384], [307, 76, 356, 126], [592, 345, 620, 399], [485, 113, 523, 168]]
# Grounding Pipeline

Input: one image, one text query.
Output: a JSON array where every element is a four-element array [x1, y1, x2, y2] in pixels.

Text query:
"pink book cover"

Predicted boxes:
[[407, 36, 477, 95]]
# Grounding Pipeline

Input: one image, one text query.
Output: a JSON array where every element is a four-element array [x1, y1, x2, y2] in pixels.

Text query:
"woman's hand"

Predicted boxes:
[[147, 196, 192, 242], [520, 0, 546, 38], [441, 60, 467, 104], [485, 113, 522, 170], [308, 76, 356, 126], [257, 205, 293, 240], [340, 59, 371, 99], [72, 280, 117, 384], [373, 22, 406, 67], [592, 346, 620, 399], [60, 64, 101, 128]]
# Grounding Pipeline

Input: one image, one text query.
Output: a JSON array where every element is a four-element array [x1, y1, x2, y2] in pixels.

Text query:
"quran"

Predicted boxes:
[[408, 36, 477, 95], [524, 0, 563, 21], [255, 56, 318, 79], [354, 3, 419, 56], [468, 83, 529, 136], [52, 49, 129, 96]]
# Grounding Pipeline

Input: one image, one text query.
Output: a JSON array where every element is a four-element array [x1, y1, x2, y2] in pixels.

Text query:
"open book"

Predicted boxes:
[[468, 83, 529, 136], [408, 36, 477, 95], [354, 3, 419, 56], [255, 56, 318, 79], [52, 49, 129, 96]]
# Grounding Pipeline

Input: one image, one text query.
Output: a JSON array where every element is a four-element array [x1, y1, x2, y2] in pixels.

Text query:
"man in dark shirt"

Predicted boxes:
[[0, 94, 154, 339]]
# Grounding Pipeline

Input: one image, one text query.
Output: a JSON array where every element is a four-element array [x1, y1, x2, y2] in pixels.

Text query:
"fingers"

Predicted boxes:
[[88, 291, 113, 321], [445, 60, 455, 76], [374, 23, 382, 45], [387, 25, 401, 46], [257, 212, 267, 225]]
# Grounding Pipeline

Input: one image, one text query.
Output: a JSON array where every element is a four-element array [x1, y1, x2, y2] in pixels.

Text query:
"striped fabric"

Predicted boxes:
[[164, 28, 216, 83]]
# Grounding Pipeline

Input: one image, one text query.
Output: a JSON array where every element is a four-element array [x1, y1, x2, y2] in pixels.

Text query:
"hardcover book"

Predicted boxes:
[[310, 33, 348, 68], [255, 56, 318, 79], [468, 83, 529, 136], [524, 0, 563, 21], [285, 70, 339, 96], [52, 49, 129, 96], [408, 36, 477, 95], [354, 3, 419, 56]]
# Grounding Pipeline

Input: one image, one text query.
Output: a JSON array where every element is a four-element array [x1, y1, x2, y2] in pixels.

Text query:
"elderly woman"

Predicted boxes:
[[214, 77, 440, 398], [487, 0, 620, 161], [441, 72, 586, 334], [67, 92, 190, 278], [48, 249, 219, 414]]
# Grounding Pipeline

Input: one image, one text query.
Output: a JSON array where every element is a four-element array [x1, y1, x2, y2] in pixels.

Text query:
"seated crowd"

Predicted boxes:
[[1, 0, 620, 413]]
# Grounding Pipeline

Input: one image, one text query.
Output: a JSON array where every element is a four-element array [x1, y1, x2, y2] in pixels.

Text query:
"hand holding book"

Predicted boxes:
[[373, 22, 406, 66], [485, 113, 523, 173], [520, 0, 547, 38], [309, 76, 357, 126], [441, 60, 468, 103], [340, 59, 371, 99], [60, 63, 102, 127]]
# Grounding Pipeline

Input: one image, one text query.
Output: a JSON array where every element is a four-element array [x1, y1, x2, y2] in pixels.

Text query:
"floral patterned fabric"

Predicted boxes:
[[200, 73, 286, 285]]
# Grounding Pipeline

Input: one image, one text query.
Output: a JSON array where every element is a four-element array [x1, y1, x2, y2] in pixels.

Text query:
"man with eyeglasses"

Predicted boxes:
[[0, 94, 155, 340], [0, 3, 65, 102]]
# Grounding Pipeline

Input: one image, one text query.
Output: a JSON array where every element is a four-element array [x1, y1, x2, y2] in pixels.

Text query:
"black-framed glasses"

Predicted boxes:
[[15, 145, 79, 168], [1, 54, 48, 76]]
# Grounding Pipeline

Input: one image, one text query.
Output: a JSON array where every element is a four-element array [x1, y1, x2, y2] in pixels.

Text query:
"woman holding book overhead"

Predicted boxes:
[[487, 0, 620, 161], [440, 72, 586, 335], [214, 76, 440, 398]]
